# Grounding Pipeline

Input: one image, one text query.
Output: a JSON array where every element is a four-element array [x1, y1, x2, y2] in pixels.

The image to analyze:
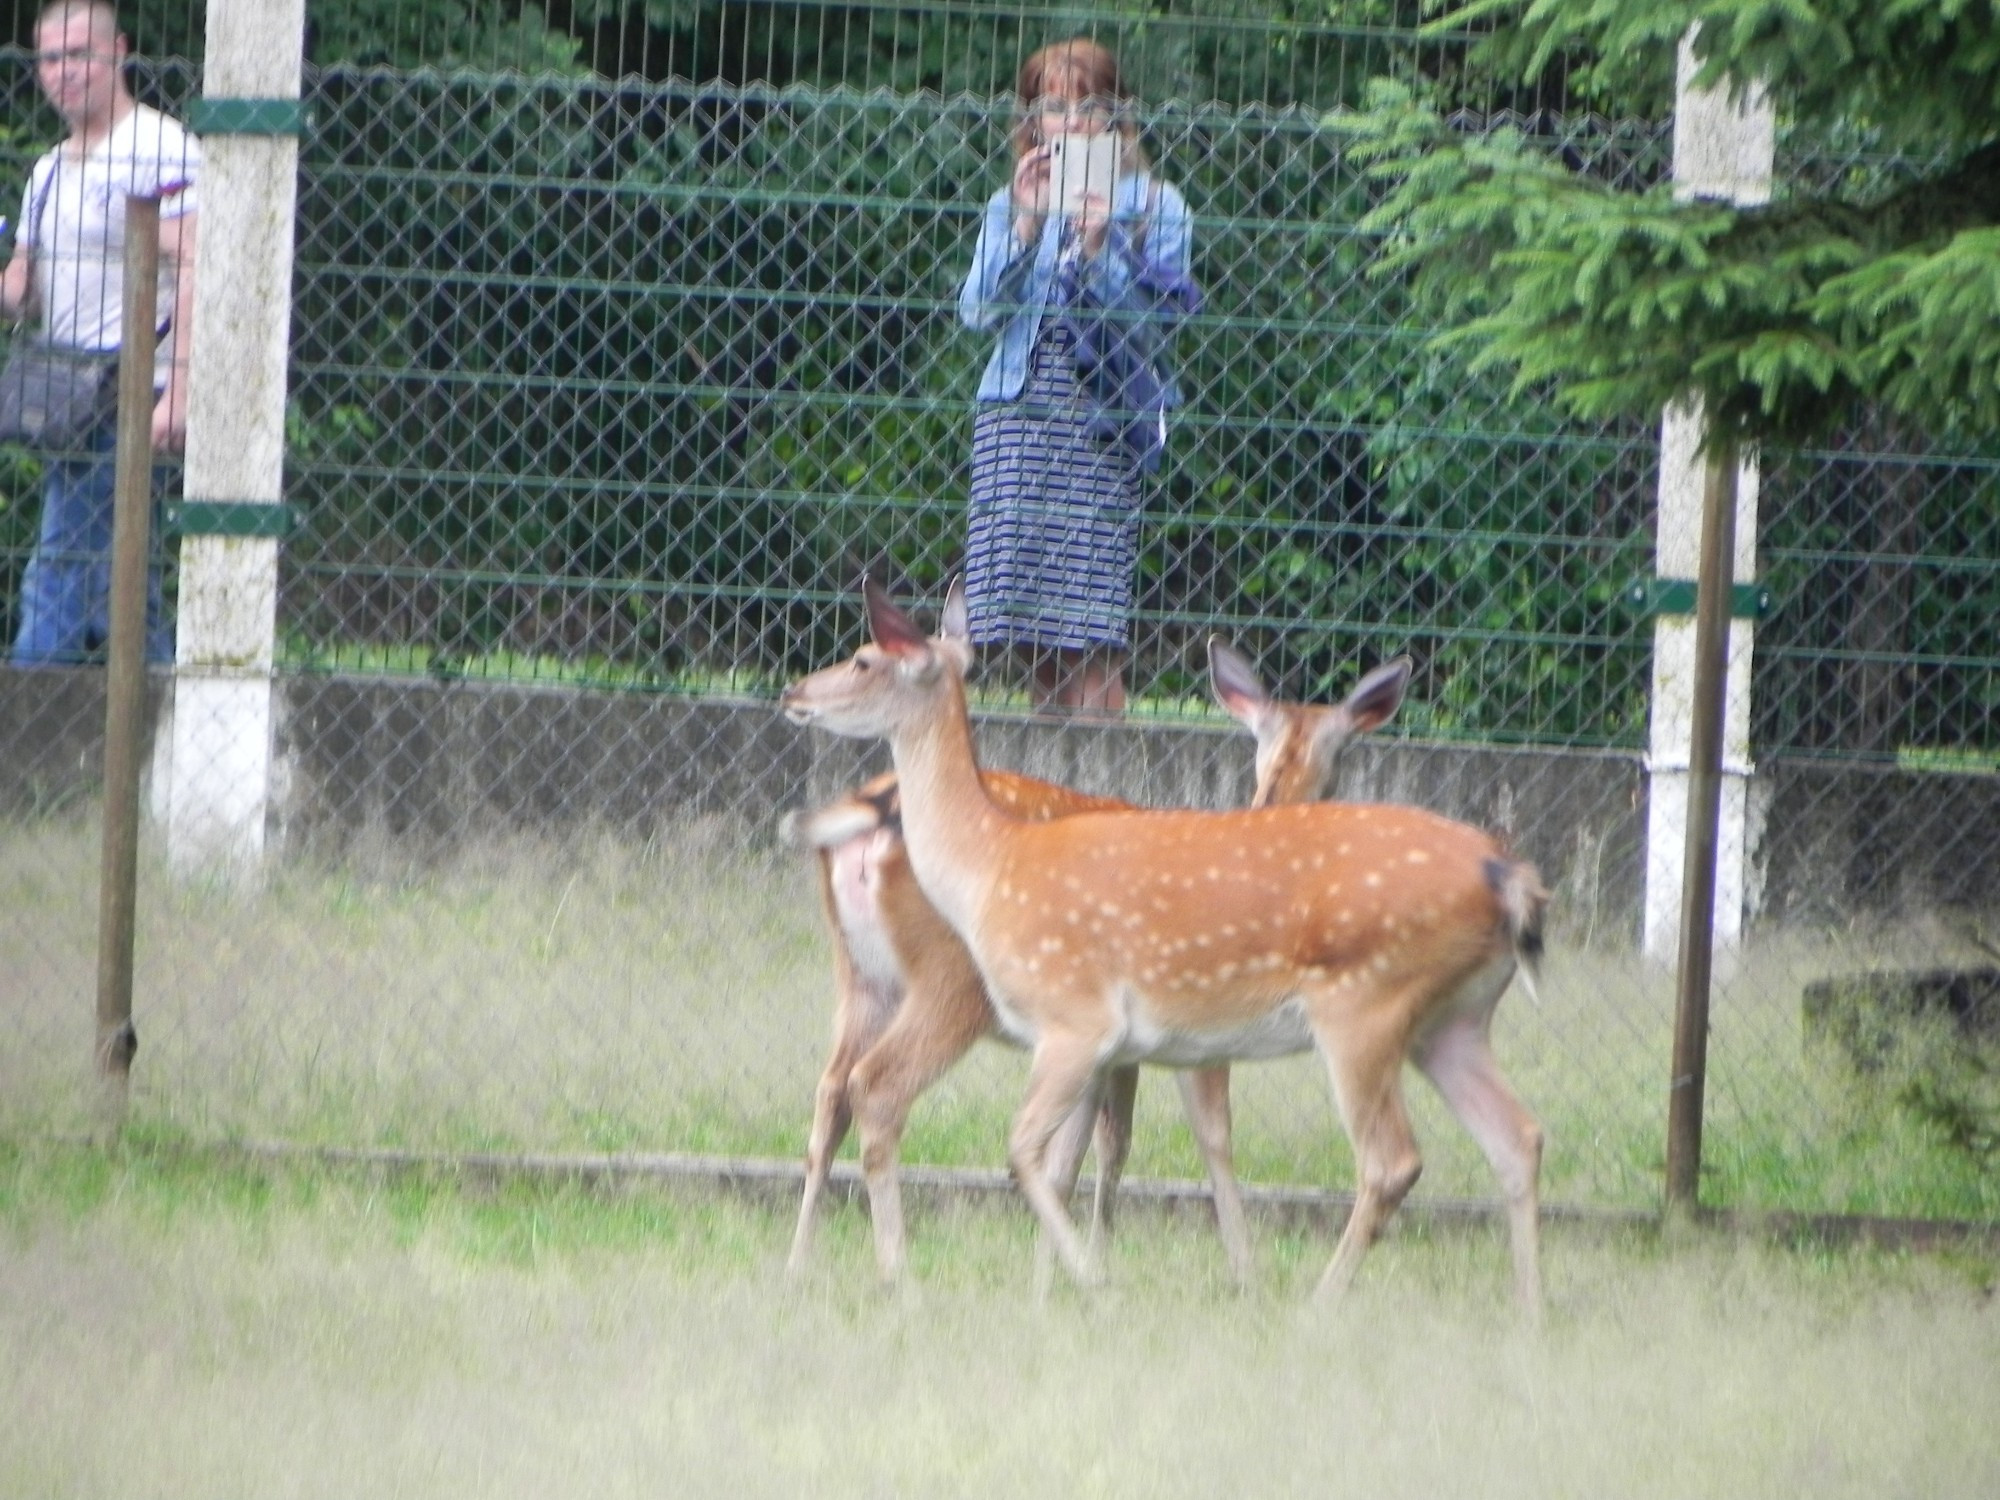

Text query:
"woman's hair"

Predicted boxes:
[[1010, 36, 1146, 168]]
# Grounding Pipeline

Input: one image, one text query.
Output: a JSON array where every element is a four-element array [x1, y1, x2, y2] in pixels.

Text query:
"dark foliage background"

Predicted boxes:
[[0, 1, 1991, 759]]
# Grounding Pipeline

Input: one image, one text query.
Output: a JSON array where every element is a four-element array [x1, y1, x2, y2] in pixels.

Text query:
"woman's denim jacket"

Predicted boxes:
[[956, 172, 1198, 469]]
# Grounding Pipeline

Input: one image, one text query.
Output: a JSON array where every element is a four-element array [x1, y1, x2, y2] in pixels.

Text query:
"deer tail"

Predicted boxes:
[[780, 774, 902, 852], [1484, 856, 1549, 1006]]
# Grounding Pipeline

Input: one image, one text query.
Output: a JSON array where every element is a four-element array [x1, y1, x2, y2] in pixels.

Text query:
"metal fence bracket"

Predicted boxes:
[[163, 499, 299, 539], [186, 97, 310, 137], [1626, 577, 1775, 620]]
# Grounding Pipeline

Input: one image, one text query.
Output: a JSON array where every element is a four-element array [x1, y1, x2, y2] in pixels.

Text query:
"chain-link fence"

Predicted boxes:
[[3, 8, 1997, 1237]]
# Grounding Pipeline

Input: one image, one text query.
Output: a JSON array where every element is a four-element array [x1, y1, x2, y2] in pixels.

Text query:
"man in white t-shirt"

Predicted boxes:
[[1, 0, 199, 664]]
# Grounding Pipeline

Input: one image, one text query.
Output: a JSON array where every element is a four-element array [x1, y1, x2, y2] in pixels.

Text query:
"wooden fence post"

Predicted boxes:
[[95, 194, 161, 1142], [1666, 441, 1740, 1211]]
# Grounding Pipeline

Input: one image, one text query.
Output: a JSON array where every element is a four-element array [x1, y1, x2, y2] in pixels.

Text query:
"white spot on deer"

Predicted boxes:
[[1364, 872, 1383, 889], [1406, 849, 1432, 865]]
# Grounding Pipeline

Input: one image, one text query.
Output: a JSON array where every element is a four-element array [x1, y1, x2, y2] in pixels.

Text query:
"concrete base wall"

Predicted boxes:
[[7, 667, 1993, 942]]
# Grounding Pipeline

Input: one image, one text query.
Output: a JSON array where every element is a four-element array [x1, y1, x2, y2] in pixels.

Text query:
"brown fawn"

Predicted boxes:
[[780, 581, 1548, 1312], [784, 639, 1409, 1284]]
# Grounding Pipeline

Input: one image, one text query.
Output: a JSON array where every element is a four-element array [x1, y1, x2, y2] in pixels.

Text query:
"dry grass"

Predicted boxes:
[[1, 1141, 1995, 1500], [4, 810, 1996, 1221]]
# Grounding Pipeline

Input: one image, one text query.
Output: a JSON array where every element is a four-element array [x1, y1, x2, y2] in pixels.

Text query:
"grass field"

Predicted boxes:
[[6, 808, 1998, 1495], [3, 1137, 1996, 1499]]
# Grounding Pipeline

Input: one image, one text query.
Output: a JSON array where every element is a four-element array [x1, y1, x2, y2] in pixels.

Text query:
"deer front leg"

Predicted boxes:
[[1086, 1064, 1140, 1251], [1032, 1072, 1108, 1299], [1010, 1030, 1111, 1289]]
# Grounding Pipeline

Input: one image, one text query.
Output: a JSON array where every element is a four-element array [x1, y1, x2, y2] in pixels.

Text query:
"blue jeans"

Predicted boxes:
[[10, 422, 173, 666]]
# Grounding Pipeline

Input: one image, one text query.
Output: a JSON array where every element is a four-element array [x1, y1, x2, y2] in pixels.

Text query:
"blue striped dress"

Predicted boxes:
[[965, 312, 1141, 653]]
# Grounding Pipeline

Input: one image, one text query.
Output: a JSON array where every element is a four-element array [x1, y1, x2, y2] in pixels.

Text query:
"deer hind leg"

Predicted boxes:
[[1010, 1029, 1113, 1288], [1310, 1000, 1423, 1308], [788, 977, 894, 1275], [846, 967, 992, 1286], [1414, 1012, 1544, 1319], [788, 1036, 861, 1274], [1176, 1065, 1254, 1287]]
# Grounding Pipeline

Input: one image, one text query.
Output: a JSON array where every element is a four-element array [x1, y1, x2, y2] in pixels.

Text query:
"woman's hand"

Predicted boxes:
[[1075, 190, 1111, 258], [1011, 145, 1052, 246]]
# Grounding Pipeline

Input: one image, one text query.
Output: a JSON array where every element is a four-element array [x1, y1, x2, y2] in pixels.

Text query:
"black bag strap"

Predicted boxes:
[[24, 154, 56, 250], [15, 156, 58, 331]]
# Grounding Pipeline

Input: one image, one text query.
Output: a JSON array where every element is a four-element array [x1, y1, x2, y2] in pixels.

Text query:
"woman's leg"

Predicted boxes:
[[1030, 646, 1126, 715]]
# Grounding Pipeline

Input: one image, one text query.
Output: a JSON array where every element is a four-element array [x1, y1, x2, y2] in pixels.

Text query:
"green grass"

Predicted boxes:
[[2, 1136, 1996, 1499], [274, 633, 1238, 724], [1896, 745, 2000, 775], [4, 810, 1998, 1224]]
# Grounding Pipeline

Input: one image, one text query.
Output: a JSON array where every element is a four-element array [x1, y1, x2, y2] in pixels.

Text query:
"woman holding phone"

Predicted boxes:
[[956, 37, 1197, 716]]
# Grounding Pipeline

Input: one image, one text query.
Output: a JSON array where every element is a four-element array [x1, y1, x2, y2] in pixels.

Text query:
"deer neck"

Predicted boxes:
[[885, 678, 1006, 929]]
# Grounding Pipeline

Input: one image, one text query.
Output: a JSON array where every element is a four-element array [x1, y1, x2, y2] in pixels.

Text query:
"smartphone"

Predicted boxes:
[[1047, 132, 1123, 217]]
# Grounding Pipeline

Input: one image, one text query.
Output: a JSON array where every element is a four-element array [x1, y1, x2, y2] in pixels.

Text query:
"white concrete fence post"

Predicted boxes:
[[159, 0, 306, 876], [1641, 33, 1775, 959]]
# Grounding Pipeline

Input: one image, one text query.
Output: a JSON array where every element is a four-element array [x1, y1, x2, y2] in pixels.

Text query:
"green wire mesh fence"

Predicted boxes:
[[275, 71, 1667, 747], [1, 6, 1997, 1234]]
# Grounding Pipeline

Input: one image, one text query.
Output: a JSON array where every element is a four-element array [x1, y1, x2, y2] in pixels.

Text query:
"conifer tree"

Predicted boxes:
[[1335, 0, 2000, 445]]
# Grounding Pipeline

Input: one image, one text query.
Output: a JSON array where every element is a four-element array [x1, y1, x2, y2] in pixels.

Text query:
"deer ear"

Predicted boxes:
[[1339, 655, 1411, 735], [939, 576, 970, 642], [1208, 637, 1273, 730], [863, 577, 929, 660], [932, 577, 975, 675]]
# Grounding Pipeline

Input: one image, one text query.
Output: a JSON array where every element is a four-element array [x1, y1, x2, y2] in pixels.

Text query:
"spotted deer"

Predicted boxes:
[[784, 642, 1409, 1285], [780, 581, 1547, 1312]]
